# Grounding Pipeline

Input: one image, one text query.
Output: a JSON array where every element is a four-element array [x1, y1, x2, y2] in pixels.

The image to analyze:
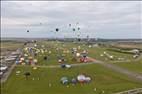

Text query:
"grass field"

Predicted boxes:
[[1, 41, 23, 50], [1, 41, 23, 56], [1, 41, 142, 94], [114, 60, 142, 74], [1, 64, 142, 94], [35, 41, 135, 65]]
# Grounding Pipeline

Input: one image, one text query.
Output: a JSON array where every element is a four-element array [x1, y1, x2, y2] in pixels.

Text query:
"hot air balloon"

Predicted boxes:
[[78, 27, 80, 30], [56, 28, 59, 32], [78, 38, 81, 41], [87, 35, 89, 39], [77, 34, 80, 37], [69, 24, 71, 27], [27, 30, 29, 32], [73, 28, 75, 31], [24, 72, 31, 80]]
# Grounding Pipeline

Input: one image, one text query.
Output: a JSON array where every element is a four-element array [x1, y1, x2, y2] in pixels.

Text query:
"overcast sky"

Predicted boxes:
[[1, 1, 142, 39]]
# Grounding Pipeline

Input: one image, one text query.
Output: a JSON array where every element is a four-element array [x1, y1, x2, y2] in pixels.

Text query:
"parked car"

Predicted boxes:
[[0, 71, 3, 78], [0, 64, 8, 73]]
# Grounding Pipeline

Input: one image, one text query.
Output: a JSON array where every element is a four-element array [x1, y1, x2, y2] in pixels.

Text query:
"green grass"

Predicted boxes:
[[114, 60, 142, 74], [1, 41, 142, 94], [35, 41, 134, 65], [1, 41, 23, 53], [1, 41, 23, 49], [1, 64, 142, 94]]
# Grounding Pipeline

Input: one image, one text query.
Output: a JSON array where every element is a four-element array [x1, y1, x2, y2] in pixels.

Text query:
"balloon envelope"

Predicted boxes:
[[56, 28, 59, 32], [73, 28, 75, 31], [77, 75, 86, 82]]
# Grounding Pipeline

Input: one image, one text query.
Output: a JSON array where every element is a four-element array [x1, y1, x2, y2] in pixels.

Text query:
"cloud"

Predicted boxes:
[[1, 1, 141, 39]]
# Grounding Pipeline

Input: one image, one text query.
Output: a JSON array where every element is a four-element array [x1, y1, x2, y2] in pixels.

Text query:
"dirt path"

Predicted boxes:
[[2, 52, 142, 83], [88, 57, 142, 82], [114, 88, 142, 94], [36, 57, 142, 82], [36, 62, 95, 68]]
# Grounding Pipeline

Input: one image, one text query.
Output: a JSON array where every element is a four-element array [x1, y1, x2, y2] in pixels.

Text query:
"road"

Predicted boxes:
[[1, 64, 16, 83], [1, 49, 22, 83]]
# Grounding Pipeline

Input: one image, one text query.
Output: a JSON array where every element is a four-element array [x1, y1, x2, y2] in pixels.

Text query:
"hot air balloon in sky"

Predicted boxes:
[[56, 28, 59, 32], [27, 30, 29, 32]]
